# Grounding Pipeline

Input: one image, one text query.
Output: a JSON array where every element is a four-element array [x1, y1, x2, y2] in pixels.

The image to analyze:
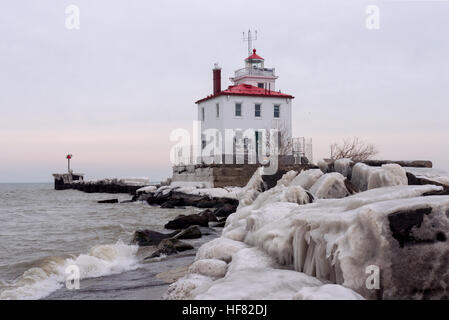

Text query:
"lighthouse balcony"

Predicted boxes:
[[232, 67, 276, 79]]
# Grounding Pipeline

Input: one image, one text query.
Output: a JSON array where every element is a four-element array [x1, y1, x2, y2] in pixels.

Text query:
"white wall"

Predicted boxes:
[[198, 95, 292, 156], [233, 77, 276, 90]]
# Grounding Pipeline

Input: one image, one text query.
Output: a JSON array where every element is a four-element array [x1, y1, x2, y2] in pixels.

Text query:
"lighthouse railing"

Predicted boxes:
[[234, 67, 276, 78]]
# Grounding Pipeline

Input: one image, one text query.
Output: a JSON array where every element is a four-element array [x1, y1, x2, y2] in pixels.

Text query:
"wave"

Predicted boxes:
[[0, 241, 140, 300]]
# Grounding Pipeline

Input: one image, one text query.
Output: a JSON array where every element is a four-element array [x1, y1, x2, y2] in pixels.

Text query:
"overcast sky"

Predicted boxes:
[[1, 0, 448, 182]]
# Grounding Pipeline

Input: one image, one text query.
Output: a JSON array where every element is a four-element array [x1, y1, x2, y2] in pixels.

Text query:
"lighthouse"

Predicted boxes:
[[195, 48, 295, 163]]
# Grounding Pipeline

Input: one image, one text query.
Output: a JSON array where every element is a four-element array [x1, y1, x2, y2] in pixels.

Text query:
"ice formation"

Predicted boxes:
[[351, 163, 408, 191], [404, 167, 449, 186], [167, 166, 448, 300], [290, 169, 323, 190], [136, 185, 157, 194], [293, 284, 364, 300], [188, 259, 228, 279], [195, 237, 248, 263], [334, 158, 353, 179], [309, 172, 349, 199]]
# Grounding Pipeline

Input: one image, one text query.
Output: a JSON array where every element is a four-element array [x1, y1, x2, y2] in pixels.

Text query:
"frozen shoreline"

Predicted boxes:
[[163, 163, 449, 300]]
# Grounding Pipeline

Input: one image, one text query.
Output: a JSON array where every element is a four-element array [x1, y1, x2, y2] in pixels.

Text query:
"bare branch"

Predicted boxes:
[[329, 137, 378, 161]]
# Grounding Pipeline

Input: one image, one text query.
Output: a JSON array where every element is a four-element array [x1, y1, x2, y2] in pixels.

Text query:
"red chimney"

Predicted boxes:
[[213, 63, 221, 95]]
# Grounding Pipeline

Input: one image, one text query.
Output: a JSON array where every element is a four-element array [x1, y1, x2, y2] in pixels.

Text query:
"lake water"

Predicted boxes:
[[0, 183, 214, 300]]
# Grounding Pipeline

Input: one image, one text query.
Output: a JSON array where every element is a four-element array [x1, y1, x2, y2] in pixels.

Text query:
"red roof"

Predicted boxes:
[[195, 84, 294, 104], [245, 49, 264, 61]]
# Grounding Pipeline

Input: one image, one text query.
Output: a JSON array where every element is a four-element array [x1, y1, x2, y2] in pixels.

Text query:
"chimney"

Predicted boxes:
[[213, 63, 221, 95]]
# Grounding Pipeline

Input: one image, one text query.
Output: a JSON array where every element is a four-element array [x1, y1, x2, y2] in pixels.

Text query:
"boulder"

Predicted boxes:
[[131, 229, 178, 246], [147, 238, 194, 258], [173, 225, 202, 240], [215, 203, 238, 218], [199, 209, 218, 222], [161, 198, 184, 208], [164, 213, 209, 230]]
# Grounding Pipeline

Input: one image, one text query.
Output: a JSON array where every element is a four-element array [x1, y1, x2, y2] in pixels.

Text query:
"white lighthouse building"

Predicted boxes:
[[196, 49, 295, 163]]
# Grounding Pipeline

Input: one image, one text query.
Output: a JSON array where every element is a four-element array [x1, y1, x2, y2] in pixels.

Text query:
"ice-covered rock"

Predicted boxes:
[[188, 259, 228, 279], [221, 184, 446, 299], [405, 167, 449, 187], [226, 247, 280, 275], [164, 273, 213, 300], [275, 170, 298, 187], [309, 172, 349, 199], [290, 169, 323, 190], [293, 284, 365, 300], [195, 237, 248, 263], [136, 185, 157, 194], [194, 268, 323, 300], [334, 158, 354, 179], [351, 163, 408, 192]]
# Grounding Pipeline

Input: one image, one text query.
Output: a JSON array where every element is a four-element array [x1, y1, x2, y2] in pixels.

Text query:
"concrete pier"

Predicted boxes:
[[52, 173, 148, 194]]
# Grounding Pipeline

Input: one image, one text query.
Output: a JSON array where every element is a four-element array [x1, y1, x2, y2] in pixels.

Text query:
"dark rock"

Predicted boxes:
[[173, 240, 194, 252], [262, 170, 286, 190], [164, 213, 209, 230], [131, 229, 178, 246], [214, 197, 239, 208], [160, 198, 184, 208], [157, 239, 179, 255], [173, 225, 202, 240], [196, 199, 218, 208], [215, 203, 238, 218], [344, 178, 358, 195], [388, 207, 433, 248], [362, 160, 432, 168], [199, 209, 218, 222], [306, 191, 315, 203], [171, 192, 208, 207], [98, 199, 118, 204]]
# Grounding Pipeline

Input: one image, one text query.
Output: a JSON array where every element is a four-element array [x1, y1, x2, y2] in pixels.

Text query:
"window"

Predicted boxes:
[[255, 104, 261, 117], [201, 107, 205, 121], [274, 105, 280, 118], [257, 83, 264, 89], [235, 103, 242, 117], [216, 104, 219, 118]]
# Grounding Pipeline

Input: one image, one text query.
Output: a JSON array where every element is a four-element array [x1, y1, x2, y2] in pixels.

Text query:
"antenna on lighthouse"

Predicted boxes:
[[242, 29, 257, 56]]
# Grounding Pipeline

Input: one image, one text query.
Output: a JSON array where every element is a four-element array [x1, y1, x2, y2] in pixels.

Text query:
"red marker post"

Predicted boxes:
[[66, 154, 73, 173]]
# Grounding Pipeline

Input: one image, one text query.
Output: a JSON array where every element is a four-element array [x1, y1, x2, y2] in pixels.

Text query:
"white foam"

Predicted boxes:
[[0, 241, 140, 300]]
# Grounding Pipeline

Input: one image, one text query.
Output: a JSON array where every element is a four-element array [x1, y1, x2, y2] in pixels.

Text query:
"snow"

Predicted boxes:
[[293, 284, 364, 300], [309, 172, 349, 199], [351, 163, 408, 191], [290, 169, 323, 190]]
